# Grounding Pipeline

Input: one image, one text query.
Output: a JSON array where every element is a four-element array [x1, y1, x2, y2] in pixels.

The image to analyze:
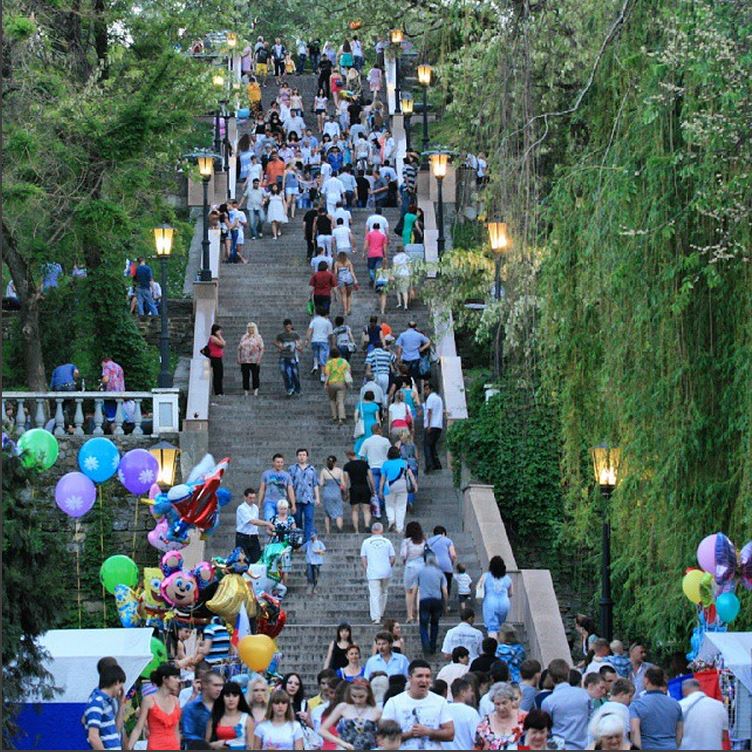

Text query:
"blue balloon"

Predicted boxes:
[[78, 437, 120, 483], [716, 592, 741, 624]]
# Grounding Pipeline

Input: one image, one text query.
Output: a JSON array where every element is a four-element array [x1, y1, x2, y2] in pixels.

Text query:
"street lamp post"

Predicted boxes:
[[430, 152, 449, 255], [198, 155, 214, 282], [487, 221, 511, 379], [417, 64, 432, 162], [212, 73, 225, 156], [390, 29, 403, 108], [154, 224, 174, 388], [401, 95, 414, 151], [590, 444, 621, 642]]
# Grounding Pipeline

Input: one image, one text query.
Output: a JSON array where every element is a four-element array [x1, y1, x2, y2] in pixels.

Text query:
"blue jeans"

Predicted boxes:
[[419, 597, 443, 653], [367, 256, 383, 282], [136, 286, 158, 316], [248, 209, 264, 237], [263, 500, 278, 520], [279, 358, 301, 394], [354, 55, 364, 72], [294, 502, 315, 543], [370, 467, 386, 516], [306, 563, 320, 586], [230, 229, 239, 260], [311, 341, 329, 369], [296, 53, 306, 73]]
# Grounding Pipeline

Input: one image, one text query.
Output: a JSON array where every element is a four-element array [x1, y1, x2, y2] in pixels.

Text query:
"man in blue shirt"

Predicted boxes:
[[50, 362, 79, 391], [629, 666, 683, 750], [181, 670, 224, 748], [288, 448, 320, 542], [364, 631, 410, 679], [84, 664, 125, 749], [541, 658, 591, 750], [396, 322, 430, 385], [134, 257, 158, 316], [258, 453, 296, 520]]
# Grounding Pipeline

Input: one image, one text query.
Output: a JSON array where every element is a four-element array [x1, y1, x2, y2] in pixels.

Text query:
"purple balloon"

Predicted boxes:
[[55, 471, 96, 518], [697, 534, 717, 573], [118, 448, 160, 495]]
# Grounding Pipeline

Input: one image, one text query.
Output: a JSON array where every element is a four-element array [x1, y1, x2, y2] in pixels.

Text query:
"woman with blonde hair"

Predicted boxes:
[[246, 677, 270, 725], [334, 251, 358, 316], [252, 688, 304, 750], [237, 322, 264, 396]]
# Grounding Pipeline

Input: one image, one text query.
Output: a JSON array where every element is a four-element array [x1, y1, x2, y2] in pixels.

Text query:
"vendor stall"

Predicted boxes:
[[696, 631, 752, 747], [13, 628, 153, 750]]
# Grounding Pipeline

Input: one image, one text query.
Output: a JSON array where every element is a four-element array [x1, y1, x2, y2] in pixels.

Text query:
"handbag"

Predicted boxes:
[[394, 214, 404, 236], [306, 297, 315, 316], [353, 402, 365, 438], [200, 343, 211, 358], [344, 368, 353, 386], [475, 575, 485, 601]]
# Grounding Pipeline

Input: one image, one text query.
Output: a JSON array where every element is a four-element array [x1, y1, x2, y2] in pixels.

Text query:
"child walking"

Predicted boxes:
[[455, 562, 473, 610], [304, 530, 326, 595]]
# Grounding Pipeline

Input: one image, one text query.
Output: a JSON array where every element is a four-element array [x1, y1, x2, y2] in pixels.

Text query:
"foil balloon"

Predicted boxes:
[[139, 567, 169, 629], [148, 519, 186, 552], [237, 634, 276, 673], [161, 550, 185, 578], [713, 532, 736, 586], [256, 592, 286, 638], [740, 541, 752, 590], [206, 574, 255, 622], [161, 570, 199, 609], [114, 584, 143, 628]]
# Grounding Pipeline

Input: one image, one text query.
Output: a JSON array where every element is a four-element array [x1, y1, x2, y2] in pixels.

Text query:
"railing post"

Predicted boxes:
[[34, 398, 46, 428], [132, 399, 144, 435], [54, 399, 66, 436], [16, 399, 26, 435], [73, 399, 85, 436], [93, 399, 105, 435], [113, 399, 125, 435], [152, 388, 180, 434]]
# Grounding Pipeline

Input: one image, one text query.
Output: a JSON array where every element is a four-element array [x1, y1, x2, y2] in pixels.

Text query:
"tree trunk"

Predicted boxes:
[[2, 223, 47, 390]]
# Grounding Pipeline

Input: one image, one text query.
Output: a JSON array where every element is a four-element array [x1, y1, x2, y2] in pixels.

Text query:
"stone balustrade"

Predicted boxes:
[[2, 389, 180, 437]]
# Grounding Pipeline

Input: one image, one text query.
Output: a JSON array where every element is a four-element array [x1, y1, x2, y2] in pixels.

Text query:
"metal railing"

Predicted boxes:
[[2, 389, 180, 437]]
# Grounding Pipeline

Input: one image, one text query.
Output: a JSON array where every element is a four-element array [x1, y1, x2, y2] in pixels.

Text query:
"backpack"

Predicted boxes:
[[423, 540, 434, 562]]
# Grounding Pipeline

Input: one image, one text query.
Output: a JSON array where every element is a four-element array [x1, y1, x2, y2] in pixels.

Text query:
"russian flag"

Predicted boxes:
[[232, 602, 252, 648]]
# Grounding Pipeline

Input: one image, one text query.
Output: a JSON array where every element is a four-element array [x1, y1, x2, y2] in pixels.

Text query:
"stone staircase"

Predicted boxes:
[[203, 73, 521, 691]]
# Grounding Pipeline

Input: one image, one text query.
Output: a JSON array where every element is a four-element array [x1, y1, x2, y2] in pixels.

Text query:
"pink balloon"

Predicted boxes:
[[697, 534, 718, 573], [147, 519, 185, 552], [149, 483, 161, 499]]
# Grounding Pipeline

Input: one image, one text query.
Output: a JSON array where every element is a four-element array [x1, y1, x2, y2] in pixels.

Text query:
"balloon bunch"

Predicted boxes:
[[147, 455, 232, 548], [682, 532, 751, 625]]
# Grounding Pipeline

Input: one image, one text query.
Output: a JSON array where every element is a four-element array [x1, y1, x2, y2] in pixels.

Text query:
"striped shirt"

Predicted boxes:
[[203, 620, 231, 664], [84, 688, 121, 749], [366, 348, 395, 374]]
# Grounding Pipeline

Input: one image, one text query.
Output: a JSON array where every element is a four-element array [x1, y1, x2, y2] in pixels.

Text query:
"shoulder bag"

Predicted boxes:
[[353, 401, 365, 439]]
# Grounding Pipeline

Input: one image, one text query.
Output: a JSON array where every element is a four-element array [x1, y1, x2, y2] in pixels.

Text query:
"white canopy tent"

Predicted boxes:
[[698, 631, 752, 693]]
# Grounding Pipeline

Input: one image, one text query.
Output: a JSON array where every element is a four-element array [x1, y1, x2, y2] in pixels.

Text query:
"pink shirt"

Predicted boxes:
[[102, 360, 125, 391], [365, 230, 387, 258]]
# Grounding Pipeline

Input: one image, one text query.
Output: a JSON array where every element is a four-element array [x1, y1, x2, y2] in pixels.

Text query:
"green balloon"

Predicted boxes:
[[140, 636, 168, 678], [18, 428, 59, 471], [99, 554, 139, 595]]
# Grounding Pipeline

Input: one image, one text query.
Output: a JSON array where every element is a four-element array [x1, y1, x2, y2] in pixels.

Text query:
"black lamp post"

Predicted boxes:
[[487, 221, 511, 378], [197, 155, 214, 282], [154, 224, 174, 388], [401, 94, 414, 151], [430, 152, 448, 255], [418, 64, 432, 163], [212, 73, 225, 156], [390, 29, 403, 109], [590, 444, 621, 642]]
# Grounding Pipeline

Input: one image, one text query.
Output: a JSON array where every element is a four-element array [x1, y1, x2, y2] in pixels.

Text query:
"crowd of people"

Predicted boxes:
[[83, 608, 729, 750]]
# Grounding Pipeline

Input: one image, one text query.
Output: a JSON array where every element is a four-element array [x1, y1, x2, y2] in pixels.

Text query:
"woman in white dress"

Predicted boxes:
[[265, 184, 288, 240]]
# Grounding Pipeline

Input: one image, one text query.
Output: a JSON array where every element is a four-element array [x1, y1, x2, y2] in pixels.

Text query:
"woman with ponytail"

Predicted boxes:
[[127, 662, 181, 750]]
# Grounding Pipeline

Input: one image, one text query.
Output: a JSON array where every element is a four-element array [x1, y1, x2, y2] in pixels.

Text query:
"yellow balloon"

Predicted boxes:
[[207, 574, 254, 622], [682, 570, 704, 604], [238, 634, 276, 672]]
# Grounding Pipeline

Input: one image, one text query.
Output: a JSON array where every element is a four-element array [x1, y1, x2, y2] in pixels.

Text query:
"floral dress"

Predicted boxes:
[[270, 515, 296, 572], [474, 714, 522, 750], [495, 642, 526, 683], [337, 717, 378, 750], [237, 334, 264, 364]]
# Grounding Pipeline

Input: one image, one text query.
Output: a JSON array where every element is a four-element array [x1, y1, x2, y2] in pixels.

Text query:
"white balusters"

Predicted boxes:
[[93, 399, 105, 435], [54, 399, 66, 436], [73, 399, 85, 436]]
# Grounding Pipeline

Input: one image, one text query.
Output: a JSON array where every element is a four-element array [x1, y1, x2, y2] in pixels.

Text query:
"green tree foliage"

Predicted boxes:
[[539, 0, 752, 646], [2, 453, 72, 745]]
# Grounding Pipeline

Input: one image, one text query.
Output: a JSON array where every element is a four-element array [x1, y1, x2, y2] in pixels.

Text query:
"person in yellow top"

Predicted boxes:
[[323, 346, 352, 424], [246, 77, 262, 115]]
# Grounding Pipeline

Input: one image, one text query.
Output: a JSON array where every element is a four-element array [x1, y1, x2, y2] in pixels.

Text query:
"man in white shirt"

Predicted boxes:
[[332, 218, 354, 254], [423, 382, 444, 472], [444, 677, 480, 750], [436, 647, 470, 701], [322, 173, 345, 215], [286, 113, 306, 138], [359, 377, 385, 406], [380, 161, 397, 185], [360, 522, 395, 623], [359, 424, 392, 514], [678, 678, 728, 750], [333, 203, 352, 228], [366, 208, 389, 237], [310, 249, 332, 272], [381, 659, 454, 749], [323, 114, 341, 140], [235, 487, 275, 562], [440, 608, 484, 662], [305, 311, 333, 380]]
